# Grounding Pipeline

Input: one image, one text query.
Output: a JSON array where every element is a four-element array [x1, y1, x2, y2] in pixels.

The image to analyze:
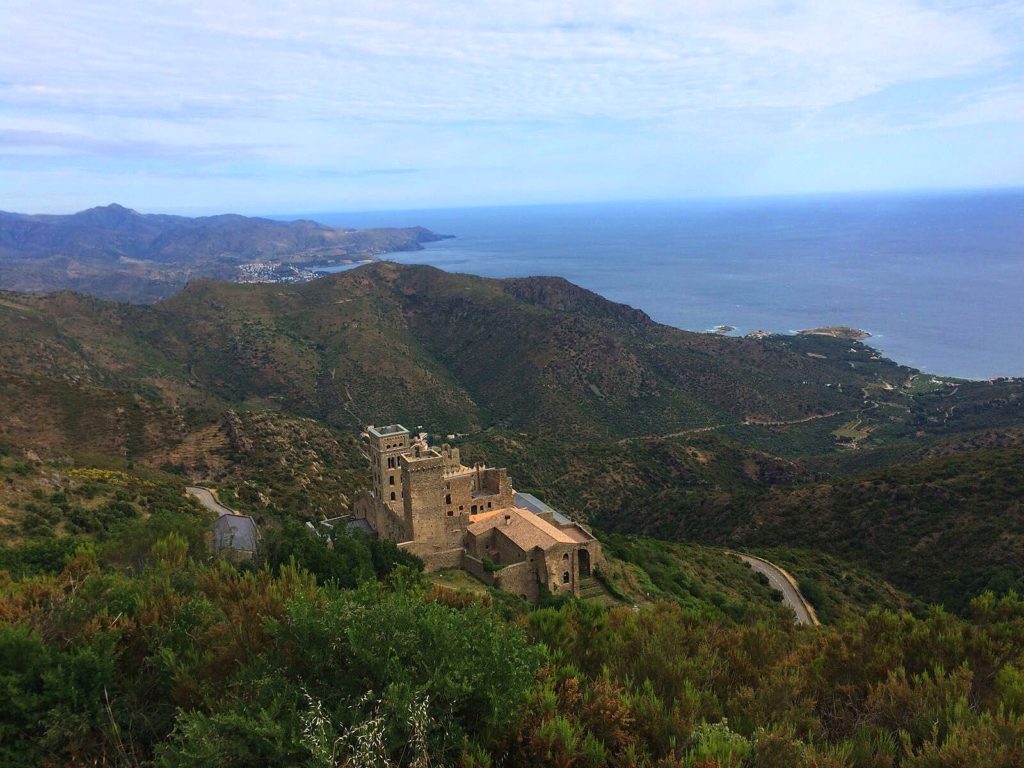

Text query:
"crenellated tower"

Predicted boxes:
[[400, 443, 447, 542]]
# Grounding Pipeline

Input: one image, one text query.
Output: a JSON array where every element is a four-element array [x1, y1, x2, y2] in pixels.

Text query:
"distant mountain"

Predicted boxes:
[[0, 204, 448, 302]]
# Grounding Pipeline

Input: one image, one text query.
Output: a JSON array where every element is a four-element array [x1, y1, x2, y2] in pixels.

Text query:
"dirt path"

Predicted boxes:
[[620, 409, 844, 444]]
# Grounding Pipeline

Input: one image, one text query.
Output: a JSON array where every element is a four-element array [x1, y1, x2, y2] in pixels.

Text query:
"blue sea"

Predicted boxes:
[[312, 190, 1024, 380]]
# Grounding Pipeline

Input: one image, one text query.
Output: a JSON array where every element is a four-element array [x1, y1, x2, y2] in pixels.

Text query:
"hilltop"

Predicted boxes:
[[0, 261, 921, 446], [0, 204, 447, 301]]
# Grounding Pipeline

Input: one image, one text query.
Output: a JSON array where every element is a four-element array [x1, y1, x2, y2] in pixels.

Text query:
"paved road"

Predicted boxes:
[[736, 553, 819, 625], [185, 486, 234, 516]]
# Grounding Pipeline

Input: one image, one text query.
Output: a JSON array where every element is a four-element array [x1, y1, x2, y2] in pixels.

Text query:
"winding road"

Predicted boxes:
[[735, 553, 820, 626], [185, 486, 235, 516], [185, 489, 818, 624]]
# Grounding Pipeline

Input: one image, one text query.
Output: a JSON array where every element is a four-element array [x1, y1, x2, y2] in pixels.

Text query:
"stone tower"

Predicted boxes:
[[400, 443, 448, 543], [366, 425, 411, 513]]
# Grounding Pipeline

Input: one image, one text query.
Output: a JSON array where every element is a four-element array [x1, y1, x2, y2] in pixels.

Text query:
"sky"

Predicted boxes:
[[2, 1, 1023, 215]]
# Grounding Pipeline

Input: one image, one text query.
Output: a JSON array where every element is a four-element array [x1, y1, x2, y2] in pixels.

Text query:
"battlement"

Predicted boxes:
[[400, 446, 444, 472], [368, 424, 408, 438]]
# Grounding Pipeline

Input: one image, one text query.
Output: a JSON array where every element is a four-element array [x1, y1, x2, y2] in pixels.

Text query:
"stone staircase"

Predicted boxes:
[[578, 576, 623, 607]]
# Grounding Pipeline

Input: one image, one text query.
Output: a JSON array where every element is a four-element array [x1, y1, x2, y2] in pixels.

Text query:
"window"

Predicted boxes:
[[562, 571, 570, 584], [562, 553, 569, 561], [390, 492, 396, 501], [471, 505, 477, 514], [387, 457, 395, 469], [487, 502, 492, 509], [445, 494, 451, 504], [447, 510, 453, 517], [389, 475, 395, 485]]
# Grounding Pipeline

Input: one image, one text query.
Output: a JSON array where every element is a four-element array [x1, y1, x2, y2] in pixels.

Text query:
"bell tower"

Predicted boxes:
[[366, 425, 411, 512]]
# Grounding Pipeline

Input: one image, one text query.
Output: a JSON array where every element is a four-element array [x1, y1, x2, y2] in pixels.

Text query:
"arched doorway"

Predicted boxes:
[[578, 549, 591, 578]]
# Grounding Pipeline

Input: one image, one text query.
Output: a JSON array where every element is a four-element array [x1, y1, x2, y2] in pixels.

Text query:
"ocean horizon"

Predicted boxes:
[[308, 190, 1024, 380]]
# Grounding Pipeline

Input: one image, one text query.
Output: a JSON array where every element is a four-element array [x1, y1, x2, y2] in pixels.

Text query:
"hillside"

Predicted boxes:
[[4, 444, 1024, 767], [3, 259, 981, 448], [0, 262, 1022, 616], [133, 262, 934, 438], [454, 429, 1024, 612], [3, 263, 1024, 764], [0, 204, 447, 301]]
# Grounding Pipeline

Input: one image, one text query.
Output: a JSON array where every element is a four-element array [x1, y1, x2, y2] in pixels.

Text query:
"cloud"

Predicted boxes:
[[3, 1, 1018, 121], [1, 1, 1022, 210], [0, 129, 268, 159]]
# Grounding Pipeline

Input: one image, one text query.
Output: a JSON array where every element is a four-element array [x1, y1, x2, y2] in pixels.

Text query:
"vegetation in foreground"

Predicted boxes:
[[0, 451, 1018, 766], [4, 520, 1024, 767]]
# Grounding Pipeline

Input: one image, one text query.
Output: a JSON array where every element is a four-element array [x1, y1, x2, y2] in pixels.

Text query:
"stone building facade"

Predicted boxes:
[[353, 423, 603, 600]]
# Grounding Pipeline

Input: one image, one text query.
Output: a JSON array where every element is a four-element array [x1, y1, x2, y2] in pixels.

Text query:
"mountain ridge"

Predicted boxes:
[[0, 204, 448, 302]]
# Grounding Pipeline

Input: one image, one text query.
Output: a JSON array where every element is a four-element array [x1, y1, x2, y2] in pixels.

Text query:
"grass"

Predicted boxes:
[[598, 533, 797, 622], [428, 568, 491, 595]]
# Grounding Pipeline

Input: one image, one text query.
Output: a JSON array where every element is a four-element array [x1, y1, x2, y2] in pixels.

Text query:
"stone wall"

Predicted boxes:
[[578, 539, 605, 575], [438, 444, 462, 473], [495, 561, 540, 601], [399, 542, 465, 572], [539, 543, 583, 596], [354, 491, 409, 542], [401, 448, 447, 542], [444, 471, 475, 517], [491, 525, 531, 567], [463, 553, 496, 585], [477, 467, 515, 509]]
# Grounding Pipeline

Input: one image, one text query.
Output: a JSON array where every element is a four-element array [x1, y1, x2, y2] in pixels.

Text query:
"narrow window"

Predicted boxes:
[[471, 505, 477, 514], [445, 494, 452, 504], [389, 475, 395, 485], [487, 502, 492, 509], [390, 492, 396, 501], [562, 571, 570, 584]]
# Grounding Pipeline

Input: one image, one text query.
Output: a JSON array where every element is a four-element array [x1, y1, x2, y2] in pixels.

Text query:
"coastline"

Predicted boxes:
[[798, 326, 872, 342], [306, 256, 1011, 382], [318, 194, 1022, 381]]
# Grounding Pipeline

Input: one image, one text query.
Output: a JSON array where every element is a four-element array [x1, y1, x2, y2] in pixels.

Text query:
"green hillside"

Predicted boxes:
[[2, 264, 1024, 765], [0, 263, 1022, 617], [0, 262, 931, 446]]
